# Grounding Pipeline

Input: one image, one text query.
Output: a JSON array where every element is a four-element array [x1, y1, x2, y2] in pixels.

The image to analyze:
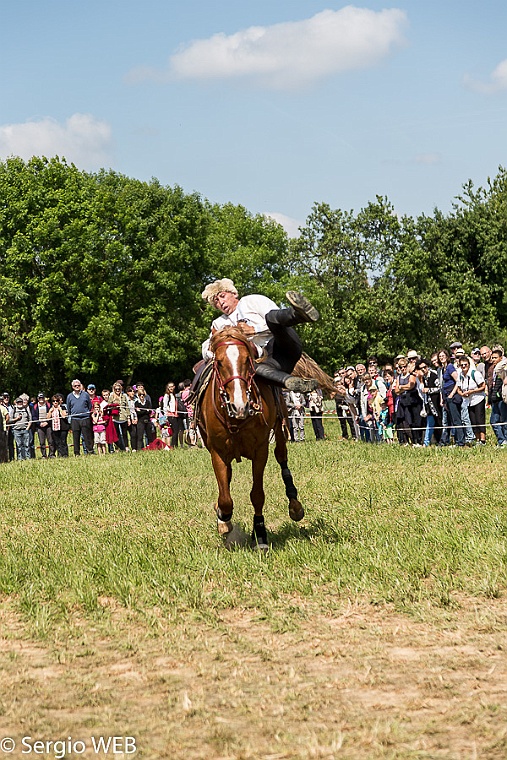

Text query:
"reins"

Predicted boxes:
[[211, 337, 264, 432]]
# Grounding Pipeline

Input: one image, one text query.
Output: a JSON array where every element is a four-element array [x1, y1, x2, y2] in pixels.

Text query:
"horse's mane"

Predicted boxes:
[[210, 326, 255, 355]]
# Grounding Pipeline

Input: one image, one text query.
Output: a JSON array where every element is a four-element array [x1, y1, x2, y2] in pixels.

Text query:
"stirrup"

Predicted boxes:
[[285, 376, 319, 393]]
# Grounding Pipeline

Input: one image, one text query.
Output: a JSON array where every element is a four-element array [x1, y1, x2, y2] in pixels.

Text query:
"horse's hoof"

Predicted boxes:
[[289, 499, 305, 522], [217, 519, 233, 536], [252, 541, 269, 553], [251, 520, 269, 552], [214, 503, 233, 535]]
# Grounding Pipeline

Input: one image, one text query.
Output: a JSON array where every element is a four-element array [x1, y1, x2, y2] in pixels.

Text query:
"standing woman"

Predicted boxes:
[[49, 394, 69, 457], [163, 381, 182, 448], [457, 356, 486, 444], [394, 359, 417, 444], [108, 380, 129, 451], [440, 349, 465, 447], [135, 383, 155, 449]]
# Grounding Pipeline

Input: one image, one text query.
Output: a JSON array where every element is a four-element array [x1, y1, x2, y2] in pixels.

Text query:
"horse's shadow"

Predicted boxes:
[[222, 517, 329, 551]]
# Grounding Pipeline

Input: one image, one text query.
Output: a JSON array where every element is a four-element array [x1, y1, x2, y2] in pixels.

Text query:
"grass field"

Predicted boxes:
[[0, 429, 506, 759]]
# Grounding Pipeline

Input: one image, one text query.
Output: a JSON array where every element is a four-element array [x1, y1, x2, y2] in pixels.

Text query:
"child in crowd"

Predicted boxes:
[[156, 397, 172, 447], [91, 399, 107, 455], [378, 401, 394, 443]]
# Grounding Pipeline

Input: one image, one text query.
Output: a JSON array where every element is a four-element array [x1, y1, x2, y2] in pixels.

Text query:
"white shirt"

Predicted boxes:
[[459, 368, 485, 407], [202, 294, 278, 359]]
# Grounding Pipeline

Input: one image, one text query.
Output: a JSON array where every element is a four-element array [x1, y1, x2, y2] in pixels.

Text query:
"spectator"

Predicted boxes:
[[487, 347, 507, 447], [100, 389, 118, 452], [164, 382, 183, 448], [11, 396, 32, 460], [0, 397, 8, 463], [109, 380, 129, 451], [289, 390, 306, 442], [126, 386, 138, 451], [334, 368, 356, 440], [1, 392, 14, 461], [440, 349, 465, 447], [394, 359, 421, 445], [91, 399, 107, 455], [417, 358, 442, 446], [66, 379, 94, 456], [31, 392, 55, 458], [135, 382, 155, 449], [48, 394, 69, 457], [457, 356, 486, 445], [307, 388, 325, 440]]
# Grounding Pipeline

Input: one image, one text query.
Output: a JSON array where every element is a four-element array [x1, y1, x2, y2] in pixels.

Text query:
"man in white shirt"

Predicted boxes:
[[201, 278, 319, 393]]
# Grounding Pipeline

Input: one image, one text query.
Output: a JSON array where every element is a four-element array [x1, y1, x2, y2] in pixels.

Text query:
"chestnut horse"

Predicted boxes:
[[198, 326, 304, 550]]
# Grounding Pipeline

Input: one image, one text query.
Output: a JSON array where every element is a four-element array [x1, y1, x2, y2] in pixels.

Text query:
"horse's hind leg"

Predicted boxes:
[[274, 419, 304, 522], [211, 452, 234, 535]]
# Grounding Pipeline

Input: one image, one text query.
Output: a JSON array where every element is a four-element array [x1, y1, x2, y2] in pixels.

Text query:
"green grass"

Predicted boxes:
[[1, 434, 507, 634]]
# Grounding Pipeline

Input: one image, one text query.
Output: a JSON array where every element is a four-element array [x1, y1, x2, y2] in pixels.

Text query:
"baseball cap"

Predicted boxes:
[[449, 341, 462, 350], [37, 392, 45, 398], [87, 384, 96, 390], [471, 347, 480, 356]]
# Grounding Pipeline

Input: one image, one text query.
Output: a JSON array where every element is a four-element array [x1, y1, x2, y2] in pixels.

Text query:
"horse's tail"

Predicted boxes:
[[293, 353, 337, 398]]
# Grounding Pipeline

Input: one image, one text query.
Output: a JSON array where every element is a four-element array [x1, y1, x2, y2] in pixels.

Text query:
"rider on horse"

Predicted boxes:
[[201, 278, 319, 394]]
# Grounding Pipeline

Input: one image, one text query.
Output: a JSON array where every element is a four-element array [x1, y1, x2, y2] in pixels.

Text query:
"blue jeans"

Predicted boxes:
[[423, 414, 435, 446], [460, 403, 475, 443], [446, 397, 465, 446], [490, 401, 507, 444], [13, 429, 30, 459]]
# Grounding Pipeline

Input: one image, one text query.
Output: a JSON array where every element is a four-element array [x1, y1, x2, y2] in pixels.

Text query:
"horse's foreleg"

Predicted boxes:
[[274, 419, 304, 522], [250, 445, 269, 550], [211, 451, 234, 535]]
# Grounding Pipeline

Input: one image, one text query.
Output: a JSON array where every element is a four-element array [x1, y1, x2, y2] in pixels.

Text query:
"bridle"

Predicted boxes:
[[212, 338, 263, 428]]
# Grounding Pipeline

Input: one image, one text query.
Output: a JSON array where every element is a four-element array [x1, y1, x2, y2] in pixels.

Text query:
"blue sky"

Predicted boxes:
[[1, 1, 506, 235]]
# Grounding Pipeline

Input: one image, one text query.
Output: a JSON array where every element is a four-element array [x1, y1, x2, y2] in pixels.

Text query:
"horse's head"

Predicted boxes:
[[210, 326, 259, 420]]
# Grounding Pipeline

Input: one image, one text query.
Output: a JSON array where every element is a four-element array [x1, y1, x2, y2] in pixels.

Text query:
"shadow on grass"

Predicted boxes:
[[269, 517, 335, 549]]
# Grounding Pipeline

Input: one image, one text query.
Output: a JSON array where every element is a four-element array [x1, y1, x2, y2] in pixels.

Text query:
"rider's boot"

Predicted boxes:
[[266, 292, 319, 328], [254, 362, 318, 393]]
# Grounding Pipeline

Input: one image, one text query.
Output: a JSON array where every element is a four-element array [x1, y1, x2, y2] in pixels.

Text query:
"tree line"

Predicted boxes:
[[1, 156, 506, 394]]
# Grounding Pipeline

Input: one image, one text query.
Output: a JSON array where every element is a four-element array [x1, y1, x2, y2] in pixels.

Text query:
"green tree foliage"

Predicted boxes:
[[0, 157, 212, 391], [2, 154, 507, 390], [199, 202, 290, 337], [0, 158, 291, 394], [289, 173, 507, 369], [287, 197, 403, 367]]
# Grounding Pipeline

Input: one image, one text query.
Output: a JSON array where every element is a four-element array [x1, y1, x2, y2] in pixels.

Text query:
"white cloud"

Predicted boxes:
[[415, 152, 441, 165], [130, 6, 408, 90], [464, 58, 507, 94], [0, 114, 112, 169], [264, 212, 302, 238]]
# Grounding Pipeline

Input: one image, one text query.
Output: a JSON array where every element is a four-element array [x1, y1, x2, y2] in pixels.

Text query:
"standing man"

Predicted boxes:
[[1, 392, 14, 461], [11, 397, 32, 460], [66, 380, 94, 455], [487, 347, 507, 447]]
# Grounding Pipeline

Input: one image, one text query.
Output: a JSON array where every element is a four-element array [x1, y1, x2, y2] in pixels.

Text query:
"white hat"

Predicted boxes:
[[201, 278, 238, 304], [407, 349, 419, 359]]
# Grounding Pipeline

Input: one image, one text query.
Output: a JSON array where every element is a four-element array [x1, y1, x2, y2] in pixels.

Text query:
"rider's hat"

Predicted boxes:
[[201, 278, 238, 304]]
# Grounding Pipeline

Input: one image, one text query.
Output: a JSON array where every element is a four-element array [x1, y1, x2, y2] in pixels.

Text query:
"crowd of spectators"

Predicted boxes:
[[0, 378, 196, 463], [2, 341, 506, 461], [330, 343, 507, 448]]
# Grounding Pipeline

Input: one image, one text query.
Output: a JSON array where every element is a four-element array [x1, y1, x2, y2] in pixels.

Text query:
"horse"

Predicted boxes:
[[197, 326, 304, 550]]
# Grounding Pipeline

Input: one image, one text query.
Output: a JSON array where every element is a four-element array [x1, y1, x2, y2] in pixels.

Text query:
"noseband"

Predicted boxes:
[[213, 339, 262, 424]]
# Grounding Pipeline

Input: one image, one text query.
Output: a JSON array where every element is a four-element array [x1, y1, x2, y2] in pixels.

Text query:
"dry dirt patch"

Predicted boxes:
[[0, 597, 506, 759]]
